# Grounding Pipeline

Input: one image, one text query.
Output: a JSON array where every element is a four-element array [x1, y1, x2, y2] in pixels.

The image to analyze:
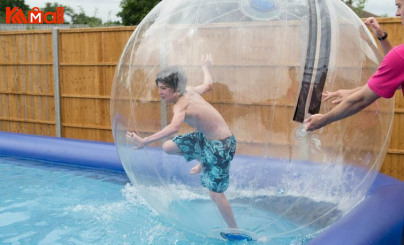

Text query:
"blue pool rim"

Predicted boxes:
[[0, 131, 403, 244]]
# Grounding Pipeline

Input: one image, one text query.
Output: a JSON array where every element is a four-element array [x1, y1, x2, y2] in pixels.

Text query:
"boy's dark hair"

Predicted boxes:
[[155, 66, 187, 94]]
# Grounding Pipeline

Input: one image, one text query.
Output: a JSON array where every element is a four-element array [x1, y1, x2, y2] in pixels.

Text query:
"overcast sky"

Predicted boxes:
[[25, 0, 122, 23], [23, 0, 398, 24]]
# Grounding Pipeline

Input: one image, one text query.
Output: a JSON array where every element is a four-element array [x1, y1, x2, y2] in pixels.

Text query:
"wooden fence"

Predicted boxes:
[[0, 19, 402, 180], [0, 27, 134, 140]]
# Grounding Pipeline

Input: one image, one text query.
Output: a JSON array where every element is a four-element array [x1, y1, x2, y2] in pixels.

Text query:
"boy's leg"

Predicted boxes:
[[162, 140, 182, 155], [209, 191, 237, 228], [164, 139, 202, 174], [190, 163, 202, 174]]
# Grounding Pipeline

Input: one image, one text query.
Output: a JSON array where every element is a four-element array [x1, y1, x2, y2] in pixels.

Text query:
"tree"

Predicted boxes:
[[0, 0, 29, 23], [70, 7, 102, 26], [43, 2, 74, 24], [103, 10, 122, 26], [1, 1, 105, 27], [117, 0, 161, 26], [42, 3, 103, 26], [342, 0, 369, 17]]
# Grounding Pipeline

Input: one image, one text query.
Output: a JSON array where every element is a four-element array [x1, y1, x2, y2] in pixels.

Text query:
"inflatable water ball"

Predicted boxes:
[[110, 0, 394, 242]]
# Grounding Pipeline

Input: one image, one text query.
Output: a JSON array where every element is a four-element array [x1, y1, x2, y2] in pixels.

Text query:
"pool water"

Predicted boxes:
[[0, 156, 311, 244]]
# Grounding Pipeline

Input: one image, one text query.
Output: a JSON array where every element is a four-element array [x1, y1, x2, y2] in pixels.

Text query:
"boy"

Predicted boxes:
[[126, 54, 237, 228]]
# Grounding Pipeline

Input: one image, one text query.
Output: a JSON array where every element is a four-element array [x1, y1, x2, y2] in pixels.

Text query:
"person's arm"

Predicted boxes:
[[364, 17, 393, 55], [304, 85, 380, 131], [192, 54, 213, 95], [322, 86, 363, 104], [126, 104, 185, 148]]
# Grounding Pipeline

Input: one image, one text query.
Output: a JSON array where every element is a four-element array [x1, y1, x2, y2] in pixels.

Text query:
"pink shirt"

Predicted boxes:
[[368, 44, 404, 98]]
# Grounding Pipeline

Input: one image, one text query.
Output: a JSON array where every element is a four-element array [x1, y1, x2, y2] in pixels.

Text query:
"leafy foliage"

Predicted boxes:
[[1, 0, 104, 26], [42, 2, 74, 24], [0, 0, 29, 23], [117, 0, 161, 26], [70, 7, 102, 26], [341, 0, 369, 17]]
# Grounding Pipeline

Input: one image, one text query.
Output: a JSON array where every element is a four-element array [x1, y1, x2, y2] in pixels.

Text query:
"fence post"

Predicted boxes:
[[52, 28, 62, 137]]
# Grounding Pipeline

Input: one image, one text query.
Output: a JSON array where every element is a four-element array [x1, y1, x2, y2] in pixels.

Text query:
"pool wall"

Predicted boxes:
[[0, 131, 123, 172], [0, 131, 403, 244]]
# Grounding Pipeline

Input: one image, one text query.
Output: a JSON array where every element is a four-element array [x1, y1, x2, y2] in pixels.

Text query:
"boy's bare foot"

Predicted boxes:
[[190, 163, 202, 174]]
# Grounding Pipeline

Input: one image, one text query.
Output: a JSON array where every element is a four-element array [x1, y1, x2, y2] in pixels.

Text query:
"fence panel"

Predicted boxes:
[[0, 30, 55, 135], [58, 27, 134, 141]]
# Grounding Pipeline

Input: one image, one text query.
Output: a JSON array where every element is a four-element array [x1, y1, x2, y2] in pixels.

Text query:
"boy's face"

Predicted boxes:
[[157, 82, 177, 103]]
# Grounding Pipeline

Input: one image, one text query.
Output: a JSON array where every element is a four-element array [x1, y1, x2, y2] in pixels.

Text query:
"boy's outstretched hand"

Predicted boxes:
[[126, 131, 146, 149], [201, 54, 213, 68]]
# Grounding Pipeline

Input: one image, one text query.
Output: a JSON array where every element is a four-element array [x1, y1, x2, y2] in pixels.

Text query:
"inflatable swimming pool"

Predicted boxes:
[[0, 132, 402, 244]]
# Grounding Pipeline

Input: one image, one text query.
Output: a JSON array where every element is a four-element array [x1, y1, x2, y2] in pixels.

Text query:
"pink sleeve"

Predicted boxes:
[[367, 45, 404, 98]]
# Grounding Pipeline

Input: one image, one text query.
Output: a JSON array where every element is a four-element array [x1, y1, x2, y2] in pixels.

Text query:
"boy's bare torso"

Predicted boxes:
[[176, 89, 232, 140]]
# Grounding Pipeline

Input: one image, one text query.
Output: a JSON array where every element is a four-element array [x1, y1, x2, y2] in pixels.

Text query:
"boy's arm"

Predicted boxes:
[[127, 104, 185, 149], [192, 54, 213, 95]]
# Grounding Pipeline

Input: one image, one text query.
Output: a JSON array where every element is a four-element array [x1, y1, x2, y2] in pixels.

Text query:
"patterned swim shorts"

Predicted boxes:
[[172, 132, 236, 193]]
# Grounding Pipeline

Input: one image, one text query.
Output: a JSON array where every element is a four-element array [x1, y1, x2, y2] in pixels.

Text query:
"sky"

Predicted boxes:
[[24, 0, 122, 23], [23, 0, 398, 24], [365, 0, 398, 17]]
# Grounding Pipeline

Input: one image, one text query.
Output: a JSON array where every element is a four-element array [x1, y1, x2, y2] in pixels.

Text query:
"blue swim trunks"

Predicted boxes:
[[172, 132, 236, 193]]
